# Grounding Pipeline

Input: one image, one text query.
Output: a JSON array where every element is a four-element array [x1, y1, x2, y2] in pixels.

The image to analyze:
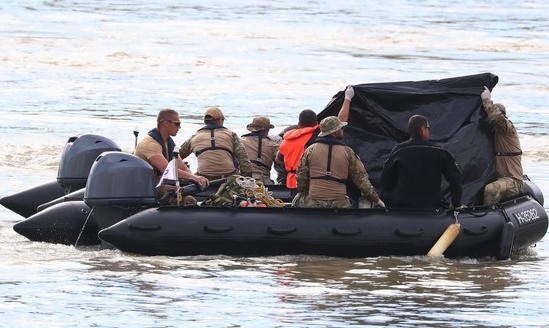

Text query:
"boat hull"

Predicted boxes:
[[13, 200, 100, 246], [98, 195, 547, 259], [0, 181, 66, 218]]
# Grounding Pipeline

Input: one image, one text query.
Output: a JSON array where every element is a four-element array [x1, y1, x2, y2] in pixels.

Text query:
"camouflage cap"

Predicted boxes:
[[204, 107, 225, 120], [246, 116, 274, 132], [318, 116, 347, 137]]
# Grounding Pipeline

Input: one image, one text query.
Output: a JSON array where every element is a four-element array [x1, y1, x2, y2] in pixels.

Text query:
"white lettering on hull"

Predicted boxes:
[[513, 208, 541, 225]]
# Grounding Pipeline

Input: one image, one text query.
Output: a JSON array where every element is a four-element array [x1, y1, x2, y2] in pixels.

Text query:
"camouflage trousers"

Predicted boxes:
[[483, 177, 524, 205], [291, 192, 352, 209], [252, 172, 275, 186]]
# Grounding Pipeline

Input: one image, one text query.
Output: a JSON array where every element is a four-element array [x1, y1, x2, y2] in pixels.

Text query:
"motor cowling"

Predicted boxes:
[[84, 151, 156, 206], [57, 134, 121, 192]]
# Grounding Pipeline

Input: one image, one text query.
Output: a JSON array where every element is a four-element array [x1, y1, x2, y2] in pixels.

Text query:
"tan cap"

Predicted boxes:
[[246, 116, 274, 132], [204, 107, 224, 120], [318, 116, 347, 137]]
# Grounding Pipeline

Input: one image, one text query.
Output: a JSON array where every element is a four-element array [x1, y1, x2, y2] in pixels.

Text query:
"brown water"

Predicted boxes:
[[1, 1, 548, 327]]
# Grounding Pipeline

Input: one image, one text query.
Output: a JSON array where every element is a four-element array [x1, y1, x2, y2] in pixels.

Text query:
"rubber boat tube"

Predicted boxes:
[[98, 195, 547, 259], [13, 200, 99, 246]]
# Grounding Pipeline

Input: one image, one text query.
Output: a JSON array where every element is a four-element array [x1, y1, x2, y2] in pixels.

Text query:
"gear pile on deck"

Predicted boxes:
[[1, 73, 547, 260]]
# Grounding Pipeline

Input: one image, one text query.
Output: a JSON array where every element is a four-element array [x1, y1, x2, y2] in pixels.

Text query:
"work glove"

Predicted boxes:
[[375, 199, 386, 208], [268, 134, 282, 142], [481, 86, 491, 101], [449, 204, 467, 211], [344, 85, 355, 101]]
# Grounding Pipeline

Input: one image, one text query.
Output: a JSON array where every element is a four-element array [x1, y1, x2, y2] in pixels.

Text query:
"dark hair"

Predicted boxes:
[[298, 109, 317, 127], [408, 114, 429, 135]]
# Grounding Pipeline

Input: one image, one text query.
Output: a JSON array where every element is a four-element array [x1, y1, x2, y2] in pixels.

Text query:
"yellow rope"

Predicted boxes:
[[253, 184, 285, 207], [232, 175, 285, 207]]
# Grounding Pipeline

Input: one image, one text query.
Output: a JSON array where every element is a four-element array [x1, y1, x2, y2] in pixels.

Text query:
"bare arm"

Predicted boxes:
[[150, 154, 208, 187], [338, 99, 351, 123], [338, 86, 355, 123]]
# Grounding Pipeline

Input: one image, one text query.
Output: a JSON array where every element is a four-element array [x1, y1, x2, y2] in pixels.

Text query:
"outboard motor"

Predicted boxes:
[[84, 151, 156, 232], [57, 134, 121, 193]]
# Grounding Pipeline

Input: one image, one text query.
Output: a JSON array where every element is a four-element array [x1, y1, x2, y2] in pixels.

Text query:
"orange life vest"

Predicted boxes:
[[278, 125, 319, 188]]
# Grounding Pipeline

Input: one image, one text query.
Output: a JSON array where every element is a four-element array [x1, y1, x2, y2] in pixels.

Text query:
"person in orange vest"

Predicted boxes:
[[275, 109, 320, 195]]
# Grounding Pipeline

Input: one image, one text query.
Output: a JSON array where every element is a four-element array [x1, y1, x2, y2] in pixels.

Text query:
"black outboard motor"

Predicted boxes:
[[84, 151, 157, 232], [1, 134, 121, 218], [57, 134, 121, 193]]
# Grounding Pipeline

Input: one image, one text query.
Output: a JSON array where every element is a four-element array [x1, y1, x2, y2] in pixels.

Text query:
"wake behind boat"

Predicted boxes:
[[2, 73, 548, 260]]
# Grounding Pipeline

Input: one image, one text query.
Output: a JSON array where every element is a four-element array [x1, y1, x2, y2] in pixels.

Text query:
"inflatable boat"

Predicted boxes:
[[2, 72, 548, 260], [98, 194, 547, 260], [8, 148, 547, 261]]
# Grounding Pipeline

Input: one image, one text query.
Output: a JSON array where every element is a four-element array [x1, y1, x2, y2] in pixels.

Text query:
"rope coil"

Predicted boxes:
[[235, 176, 285, 207]]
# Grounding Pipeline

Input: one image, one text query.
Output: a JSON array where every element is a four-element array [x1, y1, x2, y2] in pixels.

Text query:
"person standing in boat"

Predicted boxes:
[[240, 116, 279, 185], [275, 109, 320, 194], [179, 107, 252, 180], [134, 108, 209, 187], [480, 86, 524, 205], [380, 114, 463, 208], [293, 116, 385, 209]]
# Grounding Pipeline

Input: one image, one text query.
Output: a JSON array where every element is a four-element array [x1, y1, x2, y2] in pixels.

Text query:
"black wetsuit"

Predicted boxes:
[[381, 135, 462, 208]]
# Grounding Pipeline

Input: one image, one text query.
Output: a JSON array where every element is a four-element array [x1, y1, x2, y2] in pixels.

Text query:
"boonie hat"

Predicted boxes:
[[204, 107, 224, 120], [246, 116, 274, 132], [318, 116, 347, 137]]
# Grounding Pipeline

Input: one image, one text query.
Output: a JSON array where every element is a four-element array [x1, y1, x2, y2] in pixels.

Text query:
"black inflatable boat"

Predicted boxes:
[[2, 72, 548, 260], [98, 195, 547, 260]]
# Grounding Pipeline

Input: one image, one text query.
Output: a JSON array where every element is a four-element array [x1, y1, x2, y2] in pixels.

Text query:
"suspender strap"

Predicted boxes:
[[257, 135, 263, 162], [310, 144, 347, 184], [195, 129, 234, 157], [250, 135, 270, 169]]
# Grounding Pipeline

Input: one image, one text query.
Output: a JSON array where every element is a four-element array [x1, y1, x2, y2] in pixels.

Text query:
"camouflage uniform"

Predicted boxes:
[[241, 116, 279, 185], [294, 139, 380, 209], [240, 134, 278, 185], [292, 192, 352, 208], [484, 177, 523, 206], [179, 127, 252, 180], [482, 98, 524, 205]]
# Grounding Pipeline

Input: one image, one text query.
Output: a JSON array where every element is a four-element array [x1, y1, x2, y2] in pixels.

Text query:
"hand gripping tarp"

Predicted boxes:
[[317, 72, 499, 206]]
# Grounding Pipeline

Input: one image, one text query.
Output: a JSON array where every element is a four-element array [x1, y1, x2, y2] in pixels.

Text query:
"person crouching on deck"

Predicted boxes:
[[292, 116, 385, 209]]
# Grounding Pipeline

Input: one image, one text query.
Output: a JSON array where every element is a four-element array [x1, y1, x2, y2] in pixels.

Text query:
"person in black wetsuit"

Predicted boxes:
[[381, 114, 463, 208]]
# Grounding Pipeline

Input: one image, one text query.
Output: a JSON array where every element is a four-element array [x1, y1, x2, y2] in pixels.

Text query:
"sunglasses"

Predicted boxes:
[[166, 119, 181, 127]]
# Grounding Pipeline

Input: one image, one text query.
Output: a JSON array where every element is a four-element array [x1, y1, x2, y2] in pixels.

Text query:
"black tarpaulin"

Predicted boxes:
[[317, 73, 499, 206]]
